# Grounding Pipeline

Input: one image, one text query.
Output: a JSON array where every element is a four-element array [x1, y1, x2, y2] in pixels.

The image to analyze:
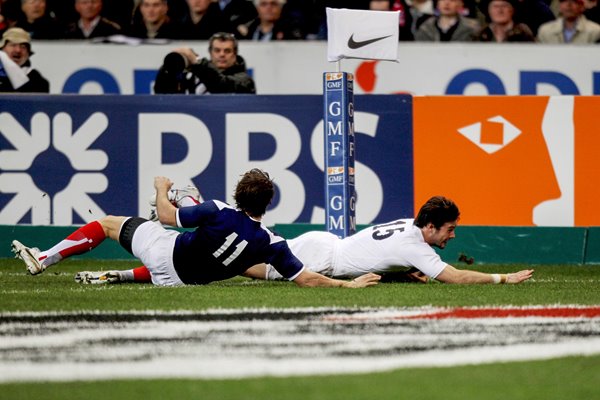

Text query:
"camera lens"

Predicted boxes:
[[163, 52, 187, 73]]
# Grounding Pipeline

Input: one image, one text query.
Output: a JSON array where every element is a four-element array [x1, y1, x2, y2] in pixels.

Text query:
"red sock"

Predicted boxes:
[[39, 221, 106, 266], [133, 266, 152, 282]]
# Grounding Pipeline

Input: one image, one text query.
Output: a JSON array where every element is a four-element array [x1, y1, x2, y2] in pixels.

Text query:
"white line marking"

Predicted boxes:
[[0, 307, 598, 382]]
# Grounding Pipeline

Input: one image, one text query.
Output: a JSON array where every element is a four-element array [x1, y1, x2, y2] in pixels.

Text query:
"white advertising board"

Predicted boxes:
[[28, 41, 600, 96]]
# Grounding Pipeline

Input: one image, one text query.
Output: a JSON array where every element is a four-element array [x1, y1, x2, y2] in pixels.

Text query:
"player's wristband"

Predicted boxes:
[[491, 274, 508, 284]]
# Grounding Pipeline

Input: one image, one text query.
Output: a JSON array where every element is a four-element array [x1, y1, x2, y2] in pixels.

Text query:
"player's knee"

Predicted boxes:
[[99, 215, 127, 239]]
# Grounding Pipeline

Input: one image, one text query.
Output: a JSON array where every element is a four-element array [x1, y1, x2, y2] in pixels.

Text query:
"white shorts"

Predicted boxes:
[[265, 231, 337, 280], [128, 220, 184, 286]]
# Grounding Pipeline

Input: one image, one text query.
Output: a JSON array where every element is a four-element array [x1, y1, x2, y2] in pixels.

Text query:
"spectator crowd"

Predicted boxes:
[[0, 0, 599, 44]]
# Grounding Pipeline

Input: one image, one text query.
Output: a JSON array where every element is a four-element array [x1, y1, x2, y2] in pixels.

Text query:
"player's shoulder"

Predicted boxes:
[[197, 199, 238, 215], [260, 223, 286, 245], [211, 199, 235, 210]]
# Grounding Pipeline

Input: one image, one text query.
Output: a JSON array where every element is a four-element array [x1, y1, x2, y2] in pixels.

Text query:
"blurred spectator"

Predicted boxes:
[[154, 32, 256, 94], [219, 0, 257, 32], [369, 0, 414, 41], [3, 0, 70, 27], [64, 0, 121, 39], [14, 0, 63, 39], [158, 0, 185, 23], [0, 1, 8, 36], [415, 0, 479, 41], [128, 0, 179, 39], [475, 0, 535, 41], [1, 0, 24, 27], [237, 0, 304, 40], [584, 0, 600, 24], [537, 0, 600, 42], [0, 27, 49, 92], [44, 0, 78, 26], [101, 0, 135, 29], [179, 0, 228, 39], [512, 0, 555, 35], [407, 0, 434, 35], [279, 0, 315, 39]]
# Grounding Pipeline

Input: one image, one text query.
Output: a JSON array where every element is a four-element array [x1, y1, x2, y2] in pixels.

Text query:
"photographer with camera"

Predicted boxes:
[[153, 32, 256, 94]]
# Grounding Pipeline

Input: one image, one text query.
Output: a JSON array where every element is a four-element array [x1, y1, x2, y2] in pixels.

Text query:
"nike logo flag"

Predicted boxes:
[[326, 8, 399, 62], [347, 34, 393, 49]]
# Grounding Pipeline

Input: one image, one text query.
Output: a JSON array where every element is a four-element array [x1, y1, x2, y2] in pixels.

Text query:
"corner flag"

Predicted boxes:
[[326, 7, 399, 62]]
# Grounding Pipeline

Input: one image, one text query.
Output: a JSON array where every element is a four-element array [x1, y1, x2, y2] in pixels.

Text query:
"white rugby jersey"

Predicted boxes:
[[266, 218, 448, 280], [331, 218, 448, 278]]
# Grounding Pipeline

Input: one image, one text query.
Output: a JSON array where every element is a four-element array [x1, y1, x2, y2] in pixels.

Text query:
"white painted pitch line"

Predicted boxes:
[[0, 307, 599, 382]]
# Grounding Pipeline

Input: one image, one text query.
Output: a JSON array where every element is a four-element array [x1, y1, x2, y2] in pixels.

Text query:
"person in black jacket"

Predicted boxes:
[[127, 0, 180, 40], [64, 0, 121, 39], [178, 0, 228, 40], [0, 27, 49, 92], [14, 0, 63, 39], [154, 31, 256, 94]]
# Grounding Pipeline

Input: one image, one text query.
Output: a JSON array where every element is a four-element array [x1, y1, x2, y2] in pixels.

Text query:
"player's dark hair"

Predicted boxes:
[[234, 168, 274, 218], [414, 196, 460, 229]]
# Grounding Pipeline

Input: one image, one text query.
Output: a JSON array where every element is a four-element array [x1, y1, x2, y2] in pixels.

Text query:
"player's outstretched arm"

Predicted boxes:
[[293, 269, 381, 288], [435, 265, 534, 284]]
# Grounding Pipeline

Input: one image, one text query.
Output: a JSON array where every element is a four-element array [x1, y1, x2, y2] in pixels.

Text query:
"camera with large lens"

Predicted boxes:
[[154, 51, 193, 94], [162, 52, 188, 75]]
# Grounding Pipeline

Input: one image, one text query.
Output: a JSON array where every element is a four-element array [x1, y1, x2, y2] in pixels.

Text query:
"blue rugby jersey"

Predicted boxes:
[[172, 200, 304, 284]]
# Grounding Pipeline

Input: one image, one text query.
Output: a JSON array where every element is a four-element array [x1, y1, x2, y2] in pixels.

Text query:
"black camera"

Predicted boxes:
[[162, 52, 188, 74], [154, 52, 194, 94]]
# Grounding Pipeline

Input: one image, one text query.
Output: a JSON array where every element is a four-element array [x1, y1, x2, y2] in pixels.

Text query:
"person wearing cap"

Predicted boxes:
[[474, 0, 535, 41], [0, 27, 49, 92], [537, 0, 600, 43]]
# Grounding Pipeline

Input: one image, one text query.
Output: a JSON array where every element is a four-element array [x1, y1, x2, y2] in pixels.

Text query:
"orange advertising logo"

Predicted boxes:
[[574, 97, 600, 226], [414, 96, 560, 226], [415, 96, 600, 226]]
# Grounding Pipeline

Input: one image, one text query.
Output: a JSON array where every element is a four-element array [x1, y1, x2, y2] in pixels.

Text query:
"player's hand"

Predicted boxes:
[[154, 176, 173, 193], [345, 273, 381, 288], [406, 269, 429, 284], [507, 269, 534, 284]]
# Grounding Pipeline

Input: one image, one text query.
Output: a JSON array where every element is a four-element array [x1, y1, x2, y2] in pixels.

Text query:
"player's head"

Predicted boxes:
[[414, 196, 460, 229], [234, 168, 274, 218], [415, 196, 460, 249]]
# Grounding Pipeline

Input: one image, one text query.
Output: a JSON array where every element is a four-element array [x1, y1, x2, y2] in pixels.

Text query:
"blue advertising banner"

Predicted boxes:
[[323, 72, 356, 238], [0, 95, 413, 226]]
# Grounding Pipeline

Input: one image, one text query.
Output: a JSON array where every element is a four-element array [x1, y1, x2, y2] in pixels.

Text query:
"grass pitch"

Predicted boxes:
[[1, 259, 599, 399]]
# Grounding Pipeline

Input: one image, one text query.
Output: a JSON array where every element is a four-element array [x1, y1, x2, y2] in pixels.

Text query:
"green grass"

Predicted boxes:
[[1, 356, 599, 400], [1, 259, 599, 311], [1, 258, 599, 399]]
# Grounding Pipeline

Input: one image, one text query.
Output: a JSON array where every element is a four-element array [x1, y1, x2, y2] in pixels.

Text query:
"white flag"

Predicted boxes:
[[0, 51, 29, 89], [326, 7, 399, 62]]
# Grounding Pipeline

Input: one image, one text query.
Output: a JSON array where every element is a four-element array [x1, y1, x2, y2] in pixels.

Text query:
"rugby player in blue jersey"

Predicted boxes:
[[12, 169, 381, 288]]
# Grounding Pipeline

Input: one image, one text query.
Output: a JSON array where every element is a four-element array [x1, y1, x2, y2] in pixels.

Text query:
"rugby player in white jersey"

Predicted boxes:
[[11, 169, 380, 288], [68, 193, 532, 285], [247, 196, 534, 285]]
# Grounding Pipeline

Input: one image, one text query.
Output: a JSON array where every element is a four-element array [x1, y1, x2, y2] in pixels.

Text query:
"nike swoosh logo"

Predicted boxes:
[[347, 34, 393, 49]]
